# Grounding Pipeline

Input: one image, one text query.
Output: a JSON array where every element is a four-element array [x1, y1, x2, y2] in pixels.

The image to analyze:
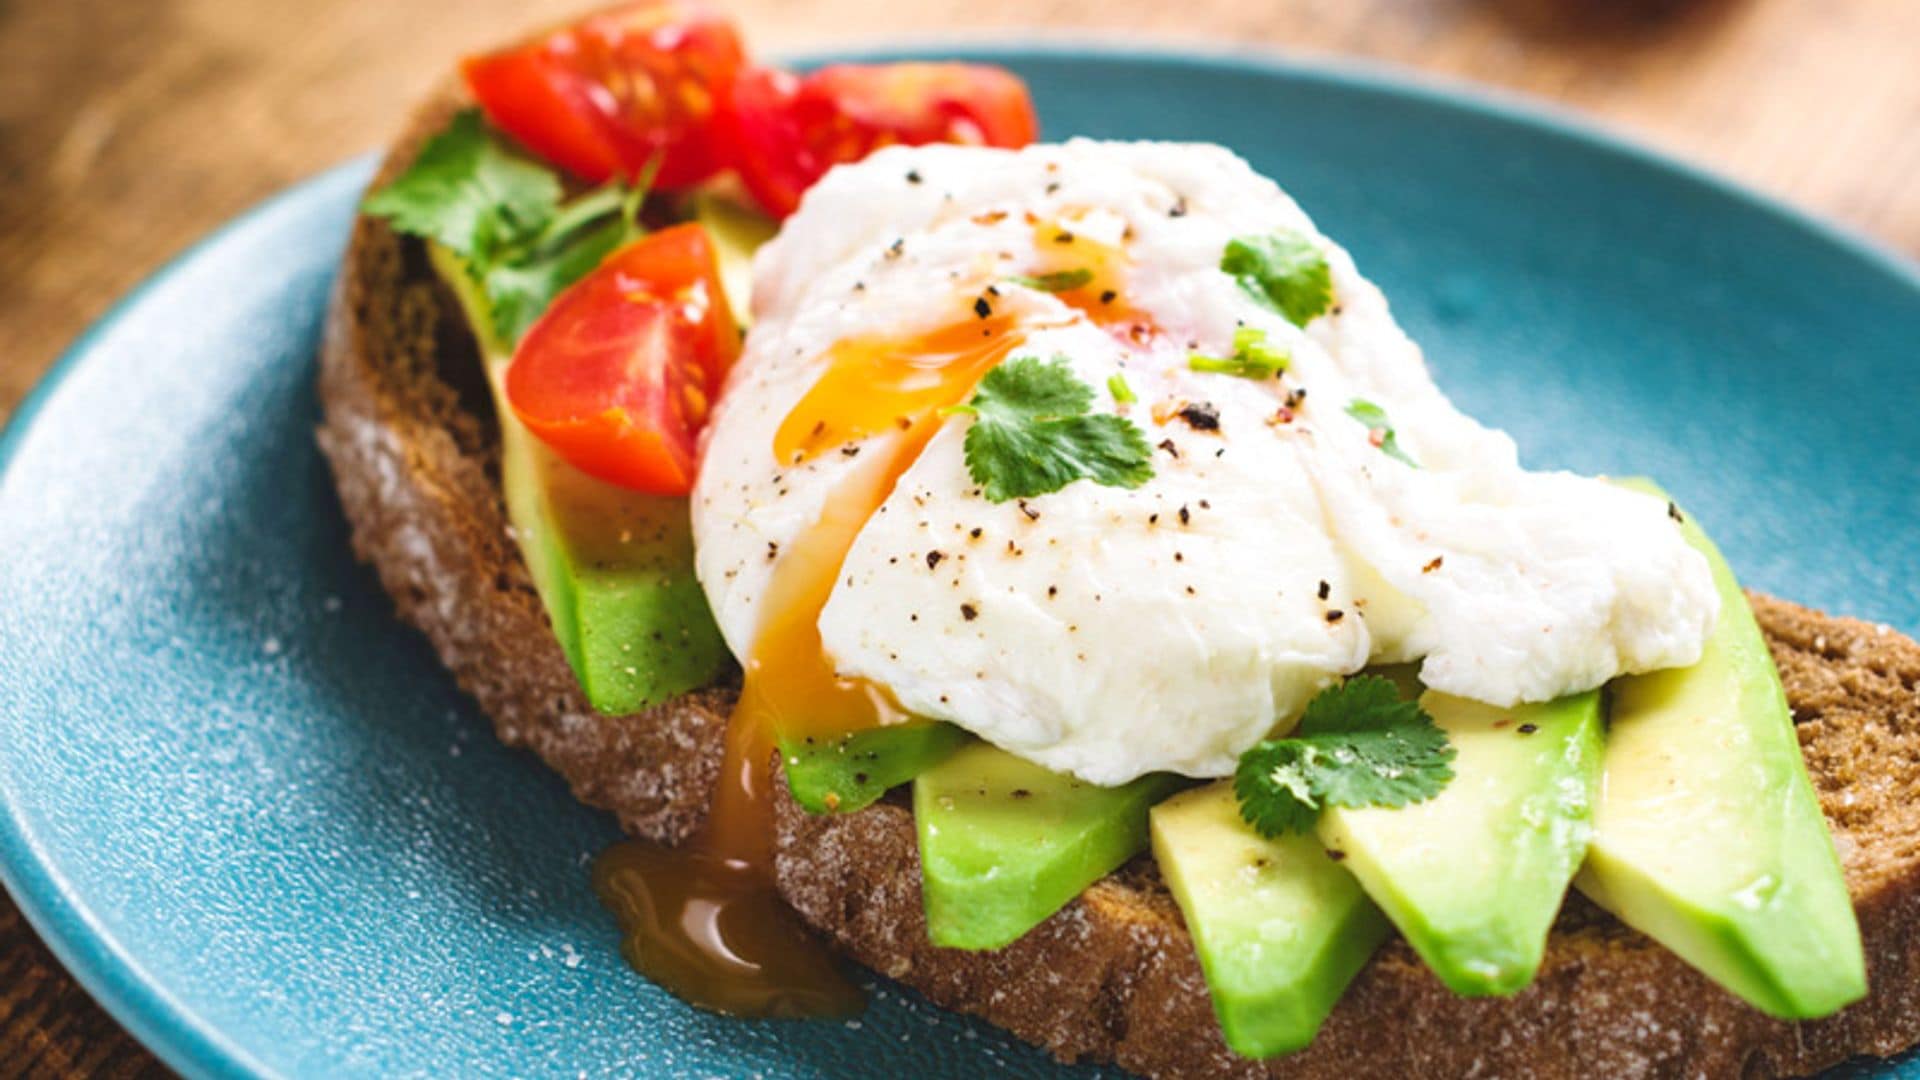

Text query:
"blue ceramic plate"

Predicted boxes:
[[1, 44, 1916, 1080]]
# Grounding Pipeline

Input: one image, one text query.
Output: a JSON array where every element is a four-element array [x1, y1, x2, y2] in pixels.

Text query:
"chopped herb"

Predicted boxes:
[[1107, 373, 1137, 405], [1006, 268, 1094, 293], [947, 355, 1155, 502], [1221, 230, 1333, 328], [361, 109, 652, 346], [1345, 398, 1419, 467], [1188, 326, 1291, 380], [1233, 676, 1456, 838], [361, 110, 558, 269]]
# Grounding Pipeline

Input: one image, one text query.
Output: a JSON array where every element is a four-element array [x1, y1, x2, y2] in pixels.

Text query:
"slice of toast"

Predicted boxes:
[[317, 88, 1920, 1078]]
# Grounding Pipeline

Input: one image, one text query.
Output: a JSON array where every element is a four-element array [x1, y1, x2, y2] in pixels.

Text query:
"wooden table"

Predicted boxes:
[[0, 0, 1914, 1073]]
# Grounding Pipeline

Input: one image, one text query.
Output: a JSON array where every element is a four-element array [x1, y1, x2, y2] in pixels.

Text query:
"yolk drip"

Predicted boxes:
[[594, 313, 1026, 1020], [773, 314, 1025, 463], [1025, 219, 1155, 341], [710, 417, 944, 865]]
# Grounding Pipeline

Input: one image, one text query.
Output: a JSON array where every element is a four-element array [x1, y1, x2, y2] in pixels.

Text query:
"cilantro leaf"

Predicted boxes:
[[1221, 230, 1333, 328], [1189, 325, 1291, 380], [361, 110, 653, 347], [951, 356, 1154, 502], [361, 109, 561, 267], [1233, 676, 1455, 838], [1345, 398, 1419, 468], [1006, 268, 1094, 293], [482, 207, 645, 346]]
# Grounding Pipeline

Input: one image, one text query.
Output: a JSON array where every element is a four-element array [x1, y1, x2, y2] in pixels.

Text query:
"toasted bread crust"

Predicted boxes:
[[318, 86, 1920, 1078], [316, 87, 730, 846]]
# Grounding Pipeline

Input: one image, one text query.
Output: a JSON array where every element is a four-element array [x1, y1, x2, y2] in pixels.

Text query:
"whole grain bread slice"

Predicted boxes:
[[317, 87, 1920, 1078], [316, 87, 731, 846]]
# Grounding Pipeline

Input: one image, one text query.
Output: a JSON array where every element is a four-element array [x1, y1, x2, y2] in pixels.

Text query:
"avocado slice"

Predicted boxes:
[[915, 741, 1185, 950], [690, 191, 777, 323], [1316, 689, 1603, 995], [1574, 481, 1864, 1019], [428, 243, 729, 715], [1152, 781, 1389, 1058], [781, 722, 968, 815]]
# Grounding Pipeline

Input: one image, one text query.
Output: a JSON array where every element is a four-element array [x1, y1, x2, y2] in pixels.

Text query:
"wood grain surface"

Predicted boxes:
[[0, 0, 1914, 1074]]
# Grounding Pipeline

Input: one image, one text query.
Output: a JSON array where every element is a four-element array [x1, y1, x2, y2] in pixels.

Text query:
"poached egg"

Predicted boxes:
[[691, 140, 1717, 785]]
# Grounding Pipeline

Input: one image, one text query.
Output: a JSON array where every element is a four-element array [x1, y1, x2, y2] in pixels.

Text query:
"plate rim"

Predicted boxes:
[[1, 41, 1915, 1080]]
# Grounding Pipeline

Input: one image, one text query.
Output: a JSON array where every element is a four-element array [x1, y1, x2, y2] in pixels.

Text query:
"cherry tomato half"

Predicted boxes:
[[506, 224, 739, 494], [462, 1, 746, 188], [722, 62, 1039, 217]]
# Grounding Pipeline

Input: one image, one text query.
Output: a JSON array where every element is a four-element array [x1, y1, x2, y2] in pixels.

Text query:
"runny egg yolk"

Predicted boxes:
[[736, 227, 1140, 848], [1024, 218, 1155, 342], [595, 227, 1140, 1021], [711, 311, 1031, 867], [772, 314, 1025, 464]]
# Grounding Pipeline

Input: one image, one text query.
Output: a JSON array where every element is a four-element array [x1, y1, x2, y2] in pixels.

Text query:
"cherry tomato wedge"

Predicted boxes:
[[506, 224, 739, 494], [723, 62, 1039, 217], [462, 1, 745, 188]]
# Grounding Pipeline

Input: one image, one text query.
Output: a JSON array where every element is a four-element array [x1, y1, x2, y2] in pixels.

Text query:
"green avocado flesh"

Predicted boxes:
[[1574, 481, 1865, 1019], [691, 191, 778, 321], [914, 741, 1186, 950], [1317, 688, 1603, 995], [429, 243, 728, 715], [1152, 782, 1389, 1058], [781, 722, 968, 815]]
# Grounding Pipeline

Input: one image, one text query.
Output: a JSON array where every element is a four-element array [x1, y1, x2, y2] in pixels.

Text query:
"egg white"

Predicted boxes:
[[692, 140, 1716, 785]]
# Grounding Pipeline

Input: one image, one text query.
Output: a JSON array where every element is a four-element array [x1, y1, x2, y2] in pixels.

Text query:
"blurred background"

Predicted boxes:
[[2, 0, 1917, 424], [0, 0, 1914, 1074]]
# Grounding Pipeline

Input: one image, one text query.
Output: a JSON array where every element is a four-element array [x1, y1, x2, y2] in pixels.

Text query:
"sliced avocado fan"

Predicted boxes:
[[1575, 480, 1865, 1019]]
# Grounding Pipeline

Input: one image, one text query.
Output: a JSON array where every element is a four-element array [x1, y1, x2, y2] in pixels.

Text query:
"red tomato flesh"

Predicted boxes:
[[723, 62, 1040, 217], [506, 224, 740, 495], [462, 1, 746, 188]]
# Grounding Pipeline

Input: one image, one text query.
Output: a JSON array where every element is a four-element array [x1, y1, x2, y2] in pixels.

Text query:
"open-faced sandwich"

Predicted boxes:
[[317, 4, 1920, 1076]]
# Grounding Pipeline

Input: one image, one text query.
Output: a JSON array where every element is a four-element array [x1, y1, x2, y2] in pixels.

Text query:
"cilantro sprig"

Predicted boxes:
[[361, 109, 652, 347], [1189, 326, 1290, 380], [1345, 398, 1419, 468], [949, 356, 1154, 503], [1233, 676, 1455, 838], [1221, 230, 1333, 328]]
